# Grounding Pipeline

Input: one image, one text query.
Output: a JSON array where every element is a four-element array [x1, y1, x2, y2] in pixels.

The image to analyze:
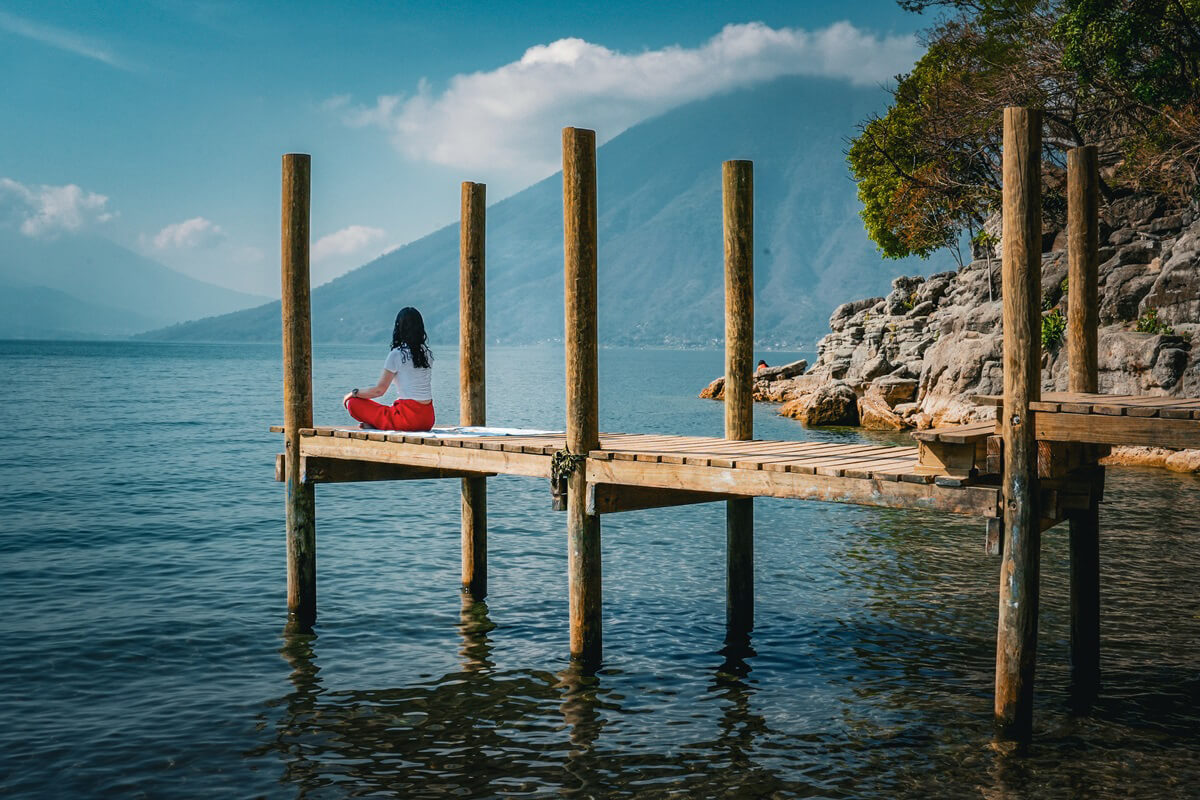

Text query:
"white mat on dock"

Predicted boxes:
[[335, 425, 564, 439]]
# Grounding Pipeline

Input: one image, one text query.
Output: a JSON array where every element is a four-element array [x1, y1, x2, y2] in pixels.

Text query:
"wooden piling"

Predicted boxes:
[[995, 107, 1042, 745], [460, 181, 488, 600], [1067, 146, 1099, 395], [281, 153, 316, 631], [1066, 145, 1102, 706], [563, 127, 602, 665], [723, 160, 754, 636]]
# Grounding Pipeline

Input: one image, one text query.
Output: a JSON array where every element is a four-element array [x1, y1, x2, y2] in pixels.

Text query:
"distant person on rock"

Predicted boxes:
[[342, 306, 435, 431], [757, 360, 769, 373]]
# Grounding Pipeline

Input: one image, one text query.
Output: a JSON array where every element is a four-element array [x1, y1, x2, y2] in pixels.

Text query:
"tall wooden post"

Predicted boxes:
[[723, 160, 754, 637], [1066, 145, 1102, 706], [281, 153, 316, 631], [1067, 146, 1099, 394], [563, 127, 602, 665], [995, 107, 1042, 745], [460, 181, 488, 600]]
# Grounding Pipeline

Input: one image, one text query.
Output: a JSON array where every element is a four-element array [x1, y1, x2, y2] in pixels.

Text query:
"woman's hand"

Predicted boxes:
[[343, 390, 358, 406]]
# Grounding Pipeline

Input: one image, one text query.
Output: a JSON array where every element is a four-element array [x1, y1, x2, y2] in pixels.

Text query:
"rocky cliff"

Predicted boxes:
[[704, 197, 1200, 434]]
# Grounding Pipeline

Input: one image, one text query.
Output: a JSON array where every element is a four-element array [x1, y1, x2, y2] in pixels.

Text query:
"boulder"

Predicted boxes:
[[1103, 195, 1163, 228], [1142, 221, 1200, 325], [870, 376, 918, 406], [886, 276, 925, 315], [1153, 347, 1188, 389], [1101, 446, 1172, 468], [860, 354, 893, 381], [779, 382, 858, 426], [755, 359, 808, 381], [699, 377, 724, 399], [1165, 450, 1200, 473], [858, 393, 906, 431], [1109, 228, 1136, 245], [829, 297, 883, 332], [1099, 264, 1157, 323]]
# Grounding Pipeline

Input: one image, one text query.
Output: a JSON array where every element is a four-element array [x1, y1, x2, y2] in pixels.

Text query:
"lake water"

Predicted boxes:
[[1, 340, 1198, 799]]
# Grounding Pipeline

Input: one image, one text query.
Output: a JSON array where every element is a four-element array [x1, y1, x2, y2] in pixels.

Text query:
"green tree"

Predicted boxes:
[[848, 0, 1200, 259]]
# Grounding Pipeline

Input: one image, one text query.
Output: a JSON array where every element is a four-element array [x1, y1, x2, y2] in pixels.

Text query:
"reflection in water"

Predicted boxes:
[[248, 472, 1200, 799], [711, 637, 779, 794], [260, 600, 628, 798], [458, 594, 496, 674], [827, 471, 1200, 796], [555, 664, 608, 797]]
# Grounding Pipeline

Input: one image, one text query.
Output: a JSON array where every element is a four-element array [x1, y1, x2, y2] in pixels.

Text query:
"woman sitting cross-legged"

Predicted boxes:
[[342, 306, 435, 431]]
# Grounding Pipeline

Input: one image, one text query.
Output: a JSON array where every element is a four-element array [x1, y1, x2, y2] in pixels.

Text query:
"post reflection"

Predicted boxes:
[[555, 662, 610, 796], [258, 600, 626, 797], [708, 633, 784, 794], [458, 592, 496, 674]]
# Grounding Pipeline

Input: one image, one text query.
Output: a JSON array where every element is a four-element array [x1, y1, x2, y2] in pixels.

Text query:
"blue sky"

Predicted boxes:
[[0, 1, 928, 296]]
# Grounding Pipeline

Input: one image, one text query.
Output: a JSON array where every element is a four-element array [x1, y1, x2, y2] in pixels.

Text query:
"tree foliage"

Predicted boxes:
[[849, 0, 1200, 259]]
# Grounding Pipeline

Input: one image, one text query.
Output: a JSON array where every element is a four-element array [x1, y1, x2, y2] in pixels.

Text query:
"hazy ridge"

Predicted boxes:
[[147, 77, 953, 348]]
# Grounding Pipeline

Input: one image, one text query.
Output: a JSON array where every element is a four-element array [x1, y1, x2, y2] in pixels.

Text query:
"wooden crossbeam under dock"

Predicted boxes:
[[974, 392, 1200, 448], [270, 428, 1001, 517]]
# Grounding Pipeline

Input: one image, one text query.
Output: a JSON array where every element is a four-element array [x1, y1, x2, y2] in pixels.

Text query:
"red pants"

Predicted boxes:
[[345, 397, 435, 431]]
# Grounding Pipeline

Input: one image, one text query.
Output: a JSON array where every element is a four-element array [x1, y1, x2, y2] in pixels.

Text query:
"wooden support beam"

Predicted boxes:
[[995, 106, 1042, 748], [460, 180, 488, 600], [563, 126, 602, 667], [915, 440, 978, 478], [274, 454, 492, 483], [586, 458, 1000, 517], [723, 159, 755, 639], [586, 483, 736, 514], [281, 152, 317, 633]]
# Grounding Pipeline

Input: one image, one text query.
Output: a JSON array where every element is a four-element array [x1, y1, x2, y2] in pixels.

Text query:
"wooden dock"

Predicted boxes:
[[270, 428, 1001, 516], [272, 112, 1200, 750]]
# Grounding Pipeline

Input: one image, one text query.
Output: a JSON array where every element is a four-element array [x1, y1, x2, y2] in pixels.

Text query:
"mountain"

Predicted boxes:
[[147, 77, 954, 348], [0, 230, 266, 339]]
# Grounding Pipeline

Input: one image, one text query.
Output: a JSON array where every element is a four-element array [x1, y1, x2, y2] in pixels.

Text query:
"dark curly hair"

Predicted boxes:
[[390, 307, 432, 369]]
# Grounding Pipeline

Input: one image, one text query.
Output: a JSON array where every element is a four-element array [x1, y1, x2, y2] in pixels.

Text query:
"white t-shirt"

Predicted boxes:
[[383, 346, 433, 402]]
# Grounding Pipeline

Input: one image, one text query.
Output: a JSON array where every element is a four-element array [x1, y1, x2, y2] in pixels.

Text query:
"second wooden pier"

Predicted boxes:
[[273, 110, 1200, 749]]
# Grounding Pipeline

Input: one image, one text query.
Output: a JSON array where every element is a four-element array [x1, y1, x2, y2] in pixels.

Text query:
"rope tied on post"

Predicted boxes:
[[551, 448, 587, 483], [550, 448, 586, 511]]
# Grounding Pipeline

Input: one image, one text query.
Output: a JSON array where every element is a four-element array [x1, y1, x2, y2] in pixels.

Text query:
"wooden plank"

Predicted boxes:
[[911, 421, 996, 443], [586, 483, 738, 514], [731, 444, 909, 471], [1033, 411, 1200, 449], [766, 446, 916, 474], [586, 458, 999, 517], [299, 434, 552, 478], [843, 458, 921, 480], [809, 448, 926, 477]]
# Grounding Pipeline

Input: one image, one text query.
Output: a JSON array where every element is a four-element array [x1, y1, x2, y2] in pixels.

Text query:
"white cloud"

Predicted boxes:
[[330, 22, 919, 183], [312, 225, 386, 262], [147, 217, 225, 250], [0, 10, 130, 70], [0, 177, 114, 237]]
